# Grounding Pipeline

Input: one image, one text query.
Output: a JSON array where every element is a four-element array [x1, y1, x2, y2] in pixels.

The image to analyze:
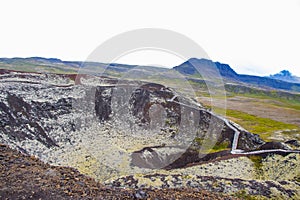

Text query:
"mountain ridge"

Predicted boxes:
[[174, 58, 300, 92], [269, 70, 300, 84], [1, 57, 300, 92]]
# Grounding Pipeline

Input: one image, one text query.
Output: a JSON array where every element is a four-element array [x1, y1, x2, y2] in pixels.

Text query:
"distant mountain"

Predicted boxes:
[[173, 58, 300, 92], [1, 57, 300, 93], [269, 70, 300, 84], [173, 58, 239, 80], [0, 57, 81, 74]]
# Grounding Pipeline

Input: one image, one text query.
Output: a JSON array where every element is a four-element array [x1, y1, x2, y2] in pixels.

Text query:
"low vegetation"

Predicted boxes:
[[212, 107, 299, 141], [194, 137, 230, 153]]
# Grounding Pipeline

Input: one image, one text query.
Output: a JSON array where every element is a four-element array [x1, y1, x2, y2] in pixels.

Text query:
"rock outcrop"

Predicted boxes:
[[0, 69, 278, 179], [1, 69, 300, 199]]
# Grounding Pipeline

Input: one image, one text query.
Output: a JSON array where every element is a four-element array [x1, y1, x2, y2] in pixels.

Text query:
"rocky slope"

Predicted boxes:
[[0, 70, 263, 171], [1, 143, 237, 200], [106, 153, 300, 199], [0, 69, 299, 199]]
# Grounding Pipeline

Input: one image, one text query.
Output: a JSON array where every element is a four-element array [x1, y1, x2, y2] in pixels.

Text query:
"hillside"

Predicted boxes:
[[1, 57, 300, 199], [0, 144, 234, 200], [2, 57, 300, 92]]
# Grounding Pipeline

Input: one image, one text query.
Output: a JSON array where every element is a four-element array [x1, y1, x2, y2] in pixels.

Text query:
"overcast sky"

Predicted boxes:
[[0, 0, 300, 76]]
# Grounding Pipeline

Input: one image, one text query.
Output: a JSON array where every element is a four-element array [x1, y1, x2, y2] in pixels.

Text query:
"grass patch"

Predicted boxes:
[[211, 107, 299, 141]]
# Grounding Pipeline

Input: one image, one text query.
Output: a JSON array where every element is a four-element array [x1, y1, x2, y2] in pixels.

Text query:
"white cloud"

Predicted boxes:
[[0, 0, 299, 76]]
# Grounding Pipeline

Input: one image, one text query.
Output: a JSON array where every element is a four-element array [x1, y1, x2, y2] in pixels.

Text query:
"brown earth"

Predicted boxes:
[[0, 144, 239, 200]]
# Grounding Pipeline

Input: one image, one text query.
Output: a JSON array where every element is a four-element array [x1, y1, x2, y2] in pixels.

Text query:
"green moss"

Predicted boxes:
[[249, 155, 263, 168], [211, 140, 230, 152], [165, 118, 172, 126], [234, 190, 266, 200], [182, 175, 192, 179], [194, 137, 204, 145], [194, 138, 230, 153], [249, 155, 268, 180]]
